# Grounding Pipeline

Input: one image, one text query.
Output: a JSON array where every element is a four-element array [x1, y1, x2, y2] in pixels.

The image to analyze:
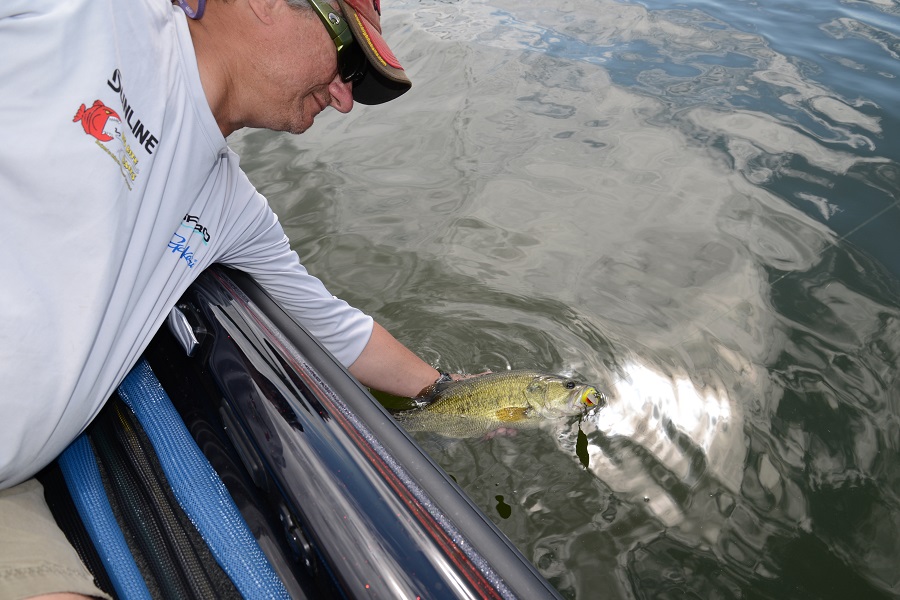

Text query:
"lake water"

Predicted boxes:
[[231, 0, 900, 597]]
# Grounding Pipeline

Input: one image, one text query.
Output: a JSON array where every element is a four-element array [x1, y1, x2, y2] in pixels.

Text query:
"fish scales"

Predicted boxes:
[[426, 371, 550, 414]]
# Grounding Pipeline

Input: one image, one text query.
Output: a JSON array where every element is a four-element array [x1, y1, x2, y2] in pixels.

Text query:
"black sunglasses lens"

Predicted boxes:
[[340, 43, 368, 83]]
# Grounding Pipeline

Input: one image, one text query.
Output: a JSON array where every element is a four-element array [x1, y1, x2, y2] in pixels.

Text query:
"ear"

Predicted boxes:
[[247, 0, 280, 24]]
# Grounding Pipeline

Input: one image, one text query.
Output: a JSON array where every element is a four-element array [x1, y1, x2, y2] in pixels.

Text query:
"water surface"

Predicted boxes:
[[232, 0, 900, 597]]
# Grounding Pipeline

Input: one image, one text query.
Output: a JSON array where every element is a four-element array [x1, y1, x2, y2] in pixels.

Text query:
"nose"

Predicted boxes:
[[328, 75, 354, 113]]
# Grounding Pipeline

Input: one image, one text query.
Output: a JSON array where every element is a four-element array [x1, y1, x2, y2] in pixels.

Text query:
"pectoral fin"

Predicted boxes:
[[496, 407, 529, 422]]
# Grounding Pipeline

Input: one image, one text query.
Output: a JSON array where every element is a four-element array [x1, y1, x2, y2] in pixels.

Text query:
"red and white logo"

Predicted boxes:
[[73, 99, 122, 142]]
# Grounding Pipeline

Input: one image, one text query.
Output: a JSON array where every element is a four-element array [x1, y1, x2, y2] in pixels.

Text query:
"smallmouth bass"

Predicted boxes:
[[395, 370, 605, 439]]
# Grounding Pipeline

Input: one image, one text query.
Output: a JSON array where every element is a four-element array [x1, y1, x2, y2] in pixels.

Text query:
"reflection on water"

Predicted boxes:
[[576, 360, 746, 531], [232, 0, 900, 597]]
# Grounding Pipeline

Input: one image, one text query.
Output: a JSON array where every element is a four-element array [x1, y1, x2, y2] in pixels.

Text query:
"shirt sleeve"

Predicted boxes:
[[215, 181, 374, 368]]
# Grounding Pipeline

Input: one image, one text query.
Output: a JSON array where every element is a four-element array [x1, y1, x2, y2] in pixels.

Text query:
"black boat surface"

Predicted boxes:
[[41, 265, 563, 599]]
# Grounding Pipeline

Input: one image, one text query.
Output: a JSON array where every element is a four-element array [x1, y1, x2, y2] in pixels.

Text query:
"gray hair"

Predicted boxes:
[[284, 0, 314, 11]]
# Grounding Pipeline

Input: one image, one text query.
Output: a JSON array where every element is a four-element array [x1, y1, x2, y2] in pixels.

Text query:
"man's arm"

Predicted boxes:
[[217, 183, 442, 397], [349, 321, 441, 398]]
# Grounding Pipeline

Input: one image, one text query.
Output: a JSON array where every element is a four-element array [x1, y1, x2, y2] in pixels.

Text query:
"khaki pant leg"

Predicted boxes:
[[0, 478, 111, 600]]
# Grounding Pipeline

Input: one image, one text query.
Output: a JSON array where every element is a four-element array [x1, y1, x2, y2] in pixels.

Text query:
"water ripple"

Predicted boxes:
[[230, 0, 900, 596]]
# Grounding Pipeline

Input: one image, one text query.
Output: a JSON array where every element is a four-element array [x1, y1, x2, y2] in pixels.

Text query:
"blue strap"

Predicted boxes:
[[58, 436, 153, 600], [117, 359, 290, 600], [174, 0, 206, 19]]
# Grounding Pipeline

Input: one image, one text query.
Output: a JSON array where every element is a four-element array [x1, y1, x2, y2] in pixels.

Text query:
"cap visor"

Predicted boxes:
[[338, 0, 411, 104], [353, 67, 412, 105]]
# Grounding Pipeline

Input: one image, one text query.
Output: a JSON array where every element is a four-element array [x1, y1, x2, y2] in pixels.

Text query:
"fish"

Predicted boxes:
[[395, 370, 605, 439], [73, 99, 121, 142]]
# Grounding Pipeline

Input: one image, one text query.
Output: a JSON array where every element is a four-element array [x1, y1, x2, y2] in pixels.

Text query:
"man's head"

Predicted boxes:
[[185, 0, 411, 136]]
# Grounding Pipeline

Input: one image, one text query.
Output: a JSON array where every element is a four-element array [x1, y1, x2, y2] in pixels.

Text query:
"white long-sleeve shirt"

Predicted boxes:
[[0, 0, 373, 488]]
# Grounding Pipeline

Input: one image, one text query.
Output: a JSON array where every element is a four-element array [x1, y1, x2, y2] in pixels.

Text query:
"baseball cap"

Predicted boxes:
[[336, 0, 412, 104]]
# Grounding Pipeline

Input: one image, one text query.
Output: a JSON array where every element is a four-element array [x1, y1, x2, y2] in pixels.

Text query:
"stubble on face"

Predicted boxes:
[[286, 83, 337, 134], [259, 5, 345, 135]]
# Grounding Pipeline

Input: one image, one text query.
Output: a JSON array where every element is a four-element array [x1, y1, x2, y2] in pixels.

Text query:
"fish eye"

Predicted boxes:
[[565, 381, 576, 389]]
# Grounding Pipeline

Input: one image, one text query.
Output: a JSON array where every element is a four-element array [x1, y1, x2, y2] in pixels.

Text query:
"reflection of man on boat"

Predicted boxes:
[[0, 1, 451, 597]]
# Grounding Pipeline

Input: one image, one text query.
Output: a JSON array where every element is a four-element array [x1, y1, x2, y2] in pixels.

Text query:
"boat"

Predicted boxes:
[[39, 265, 563, 599]]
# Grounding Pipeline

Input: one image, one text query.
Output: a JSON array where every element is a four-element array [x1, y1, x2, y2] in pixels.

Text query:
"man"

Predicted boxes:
[[0, 0, 448, 597]]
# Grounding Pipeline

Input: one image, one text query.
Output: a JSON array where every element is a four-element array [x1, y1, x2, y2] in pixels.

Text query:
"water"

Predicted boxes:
[[231, 0, 900, 597]]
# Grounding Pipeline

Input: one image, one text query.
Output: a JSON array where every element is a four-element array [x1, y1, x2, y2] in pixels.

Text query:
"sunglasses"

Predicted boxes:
[[305, 0, 368, 83]]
